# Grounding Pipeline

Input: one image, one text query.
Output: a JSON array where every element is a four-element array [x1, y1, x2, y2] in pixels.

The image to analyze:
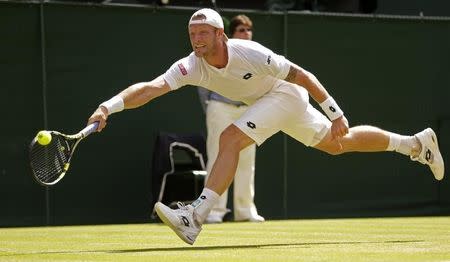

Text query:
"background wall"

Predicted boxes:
[[376, 0, 450, 17], [0, 1, 449, 226]]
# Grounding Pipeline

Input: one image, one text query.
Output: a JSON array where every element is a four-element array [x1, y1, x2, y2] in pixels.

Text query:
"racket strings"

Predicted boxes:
[[29, 135, 71, 184]]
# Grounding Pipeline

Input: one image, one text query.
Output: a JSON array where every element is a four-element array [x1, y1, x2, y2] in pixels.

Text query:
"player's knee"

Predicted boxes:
[[325, 146, 345, 156], [219, 125, 252, 152], [218, 132, 238, 152], [320, 142, 346, 156]]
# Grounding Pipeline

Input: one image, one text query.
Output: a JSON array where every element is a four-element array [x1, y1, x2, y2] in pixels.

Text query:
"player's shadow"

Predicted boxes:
[[2, 240, 424, 257], [109, 240, 424, 253]]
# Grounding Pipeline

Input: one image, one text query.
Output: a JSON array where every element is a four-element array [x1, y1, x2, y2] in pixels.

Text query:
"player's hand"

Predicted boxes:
[[87, 107, 108, 132], [331, 115, 349, 140]]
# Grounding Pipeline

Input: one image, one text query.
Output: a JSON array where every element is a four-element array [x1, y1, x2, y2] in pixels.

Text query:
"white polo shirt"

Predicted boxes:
[[163, 39, 291, 105]]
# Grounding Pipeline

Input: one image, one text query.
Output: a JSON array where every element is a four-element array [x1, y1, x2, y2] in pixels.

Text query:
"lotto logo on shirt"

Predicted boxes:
[[266, 55, 272, 65], [178, 63, 188, 75]]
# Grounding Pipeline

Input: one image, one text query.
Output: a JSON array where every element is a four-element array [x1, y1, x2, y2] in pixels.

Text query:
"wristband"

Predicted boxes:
[[319, 96, 344, 121], [99, 95, 124, 115]]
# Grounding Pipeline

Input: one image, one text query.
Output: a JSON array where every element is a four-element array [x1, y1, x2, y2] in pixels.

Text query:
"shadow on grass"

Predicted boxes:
[[110, 240, 424, 253], [2, 240, 424, 256]]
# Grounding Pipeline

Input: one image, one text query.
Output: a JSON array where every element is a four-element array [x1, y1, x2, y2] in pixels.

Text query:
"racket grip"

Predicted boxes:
[[80, 122, 99, 138]]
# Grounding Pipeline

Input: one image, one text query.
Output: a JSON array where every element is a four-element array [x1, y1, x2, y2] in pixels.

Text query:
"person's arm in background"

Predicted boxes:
[[197, 87, 211, 113]]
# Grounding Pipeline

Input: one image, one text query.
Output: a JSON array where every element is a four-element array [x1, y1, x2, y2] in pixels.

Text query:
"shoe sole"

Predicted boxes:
[[426, 128, 445, 180], [424, 128, 445, 181], [154, 202, 194, 245]]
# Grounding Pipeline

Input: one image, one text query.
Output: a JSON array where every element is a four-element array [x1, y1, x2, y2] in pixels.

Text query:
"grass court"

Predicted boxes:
[[1, 216, 449, 261]]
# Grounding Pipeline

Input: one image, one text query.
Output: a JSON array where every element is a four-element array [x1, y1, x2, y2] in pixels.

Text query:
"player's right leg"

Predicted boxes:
[[155, 124, 255, 244], [205, 124, 255, 194], [233, 143, 265, 222], [154, 202, 201, 245], [204, 101, 237, 223]]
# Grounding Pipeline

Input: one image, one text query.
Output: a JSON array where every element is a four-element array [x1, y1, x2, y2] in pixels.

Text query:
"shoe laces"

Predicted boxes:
[[176, 202, 188, 210]]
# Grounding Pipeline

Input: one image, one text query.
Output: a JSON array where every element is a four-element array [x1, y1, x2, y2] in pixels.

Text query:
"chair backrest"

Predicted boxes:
[[169, 142, 206, 172], [151, 132, 207, 208]]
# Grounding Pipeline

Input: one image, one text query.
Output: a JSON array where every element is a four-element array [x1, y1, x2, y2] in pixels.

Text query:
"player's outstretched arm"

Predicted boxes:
[[120, 75, 171, 110], [88, 75, 171, 131]]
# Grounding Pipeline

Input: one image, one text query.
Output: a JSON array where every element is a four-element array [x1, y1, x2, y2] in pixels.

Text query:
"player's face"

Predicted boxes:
[[189, 24, 220, 57], [232, 25, 252, 40]]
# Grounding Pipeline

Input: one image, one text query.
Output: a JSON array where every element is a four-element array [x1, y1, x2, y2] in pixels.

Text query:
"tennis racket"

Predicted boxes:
[[29, 122, 99, 186]]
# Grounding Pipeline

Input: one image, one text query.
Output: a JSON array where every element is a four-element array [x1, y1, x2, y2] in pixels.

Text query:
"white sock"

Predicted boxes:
[[191, 188, 219, 224], [387, 133, 418, 156]]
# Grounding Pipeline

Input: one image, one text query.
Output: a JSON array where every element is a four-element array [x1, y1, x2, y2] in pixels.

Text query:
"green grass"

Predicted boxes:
[[1, 217, 449, 261]]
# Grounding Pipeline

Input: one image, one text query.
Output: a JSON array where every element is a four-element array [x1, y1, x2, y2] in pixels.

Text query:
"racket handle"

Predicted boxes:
[[80, 122, 99, 138]]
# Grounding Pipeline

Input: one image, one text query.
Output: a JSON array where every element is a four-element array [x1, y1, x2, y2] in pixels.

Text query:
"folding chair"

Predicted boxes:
[[151, 132, 207, 218]]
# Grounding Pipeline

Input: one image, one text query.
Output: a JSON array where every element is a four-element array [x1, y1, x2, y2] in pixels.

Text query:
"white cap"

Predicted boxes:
[[188, 8, 224, 29]]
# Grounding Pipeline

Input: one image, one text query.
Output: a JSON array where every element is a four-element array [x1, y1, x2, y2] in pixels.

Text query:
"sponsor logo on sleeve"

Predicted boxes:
[[178, 63, 188, 75]]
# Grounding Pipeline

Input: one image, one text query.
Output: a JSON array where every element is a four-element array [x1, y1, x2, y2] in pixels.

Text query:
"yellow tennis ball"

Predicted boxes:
[[37, 131, 52, 146]]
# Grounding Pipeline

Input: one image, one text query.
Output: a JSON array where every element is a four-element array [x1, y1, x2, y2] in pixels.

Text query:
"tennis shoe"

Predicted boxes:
[[411, 128, 444, 181], [236, 214, 265, 223], [205, 214, 223, 224], [154, 202, 202, 245]]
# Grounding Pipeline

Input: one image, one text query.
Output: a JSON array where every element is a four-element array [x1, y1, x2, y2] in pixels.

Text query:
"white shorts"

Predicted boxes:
[[234, 81, 331, 147]]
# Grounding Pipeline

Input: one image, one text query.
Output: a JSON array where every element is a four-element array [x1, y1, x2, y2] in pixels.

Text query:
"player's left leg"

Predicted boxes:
[[314, 125, 407, 154], [280, 96, 444, 181], [409, 128, 444, 180], [313, 125, 444, 180]]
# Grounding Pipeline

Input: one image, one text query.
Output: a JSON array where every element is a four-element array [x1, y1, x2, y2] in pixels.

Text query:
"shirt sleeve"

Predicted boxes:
[[250, 42, 290, 80], [267, 53, 290, 80], [163, 55, 197, 90]]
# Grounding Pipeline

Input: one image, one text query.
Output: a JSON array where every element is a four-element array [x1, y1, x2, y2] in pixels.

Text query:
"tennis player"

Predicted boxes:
[[88, 8, 445, 245]]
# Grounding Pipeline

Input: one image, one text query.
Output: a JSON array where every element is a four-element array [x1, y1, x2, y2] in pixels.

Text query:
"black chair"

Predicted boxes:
[[151, 132, 207, 218]]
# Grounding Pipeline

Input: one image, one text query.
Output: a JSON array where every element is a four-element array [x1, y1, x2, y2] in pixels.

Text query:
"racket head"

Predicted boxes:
[[29, 132, 73, 186]]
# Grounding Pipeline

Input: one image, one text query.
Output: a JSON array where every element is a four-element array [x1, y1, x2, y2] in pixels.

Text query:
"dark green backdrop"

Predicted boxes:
[[0, 1, 449, 226]]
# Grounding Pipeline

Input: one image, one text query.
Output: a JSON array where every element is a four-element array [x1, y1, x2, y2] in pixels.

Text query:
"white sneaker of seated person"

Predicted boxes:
[[205, 210, 265, 223], [154, 202, 202, 245], [205, 214, 223, 224], [411, 128, 445, 181], [235, 214, 265, 222]]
